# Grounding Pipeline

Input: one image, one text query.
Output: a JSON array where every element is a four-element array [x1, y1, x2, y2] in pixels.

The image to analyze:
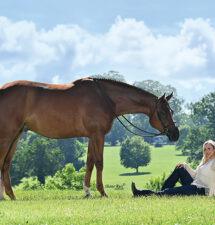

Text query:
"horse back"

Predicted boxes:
[[0, 79, 113, 138]]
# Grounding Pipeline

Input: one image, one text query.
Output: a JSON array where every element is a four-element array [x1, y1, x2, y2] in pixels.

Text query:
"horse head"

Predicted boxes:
[[149, 93, 179, 142]]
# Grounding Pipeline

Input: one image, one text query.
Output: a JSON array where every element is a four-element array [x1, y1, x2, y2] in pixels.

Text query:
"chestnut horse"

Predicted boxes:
[[0, 77, 179, 200]]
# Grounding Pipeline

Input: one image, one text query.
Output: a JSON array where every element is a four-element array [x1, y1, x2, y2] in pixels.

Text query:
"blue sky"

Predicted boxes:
[[0, 0, 215, 103]]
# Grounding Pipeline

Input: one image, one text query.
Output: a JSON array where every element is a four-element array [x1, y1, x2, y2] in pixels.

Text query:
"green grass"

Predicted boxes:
[[2, 145, 213, 225], [1, 191, 215, 224], [89, 145, 187, 192]]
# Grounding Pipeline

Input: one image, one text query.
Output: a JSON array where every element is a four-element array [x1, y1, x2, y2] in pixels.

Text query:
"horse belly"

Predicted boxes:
[[26, 107, 87, 139], [25, 87, 112, 139]]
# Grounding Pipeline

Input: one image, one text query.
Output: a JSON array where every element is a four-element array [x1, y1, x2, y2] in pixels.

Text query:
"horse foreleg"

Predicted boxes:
[[91, 134, 107, 197], [95, 158, 107, 197], [83, 138, 95, 197]]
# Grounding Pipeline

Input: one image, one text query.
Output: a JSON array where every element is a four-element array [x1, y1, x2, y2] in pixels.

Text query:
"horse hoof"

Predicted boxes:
[[101, 193, 108, 198], [84, 194, 91, 199]]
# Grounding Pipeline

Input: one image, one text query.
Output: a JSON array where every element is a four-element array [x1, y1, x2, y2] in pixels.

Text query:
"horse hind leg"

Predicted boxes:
[[0, 171, 4, 200], [0, 139, 13, 200], [2, 132, 23, 200]]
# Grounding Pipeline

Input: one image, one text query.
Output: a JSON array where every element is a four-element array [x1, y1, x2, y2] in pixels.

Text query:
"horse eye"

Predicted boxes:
[[160, 110, 166, 116]]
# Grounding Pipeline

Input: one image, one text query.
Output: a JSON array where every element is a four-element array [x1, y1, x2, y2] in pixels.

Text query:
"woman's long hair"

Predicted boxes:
[[199, 140, 215, 166]]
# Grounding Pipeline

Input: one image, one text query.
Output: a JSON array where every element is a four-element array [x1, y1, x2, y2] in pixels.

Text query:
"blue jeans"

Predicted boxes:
[[138, 167, 205, 196]]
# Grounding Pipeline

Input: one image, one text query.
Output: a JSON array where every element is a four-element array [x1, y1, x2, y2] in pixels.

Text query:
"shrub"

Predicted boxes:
[[14, 163, 97, 191], [45, 163, 96, 191], [15, 176, 43, 190], [145, 173, 166, 192], [45, 163, 84, 190]]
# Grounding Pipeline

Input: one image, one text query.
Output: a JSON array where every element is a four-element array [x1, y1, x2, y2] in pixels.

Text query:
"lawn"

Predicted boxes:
[[1, 191, 214, 224], [88, 145, 187, 192], [1, 145, 212, 225]]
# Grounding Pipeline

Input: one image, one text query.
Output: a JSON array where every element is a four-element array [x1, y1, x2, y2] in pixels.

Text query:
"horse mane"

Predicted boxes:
[[89, 75, 157, 98]]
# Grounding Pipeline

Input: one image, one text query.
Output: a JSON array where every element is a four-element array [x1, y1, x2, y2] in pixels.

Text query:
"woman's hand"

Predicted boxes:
[[175, 163, 185, 169]]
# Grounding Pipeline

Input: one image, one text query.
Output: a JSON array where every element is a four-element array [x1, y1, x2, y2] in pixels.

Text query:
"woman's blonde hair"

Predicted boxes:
[[200, 140, 215, 165]]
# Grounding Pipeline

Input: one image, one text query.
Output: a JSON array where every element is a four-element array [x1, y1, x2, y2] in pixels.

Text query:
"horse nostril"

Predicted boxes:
[[168, 127, 179, 142], [173, 129, 179, 141]]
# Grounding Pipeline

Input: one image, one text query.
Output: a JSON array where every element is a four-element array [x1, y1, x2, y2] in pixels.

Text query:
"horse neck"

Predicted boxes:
[[101, 81, 157, 117]]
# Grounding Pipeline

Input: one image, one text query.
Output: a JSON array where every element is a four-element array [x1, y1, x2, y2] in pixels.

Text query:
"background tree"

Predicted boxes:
[[93, 70, 126, 82], [190, 92, 215, 137], [57, 139, 86, 170], [175, 125, 190, 153], [10, 131, 86, 185], [120, 136, 151, 173], [180, 126, 208, 166], [178, 92, 215, 166], [11, 133, 64, 184]]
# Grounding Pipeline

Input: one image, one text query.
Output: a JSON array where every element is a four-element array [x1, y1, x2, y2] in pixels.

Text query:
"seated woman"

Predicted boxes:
[[132, 140, 215, 197]]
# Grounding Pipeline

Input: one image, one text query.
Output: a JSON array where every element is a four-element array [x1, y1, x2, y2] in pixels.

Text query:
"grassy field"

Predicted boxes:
[[1, 191, 215, 224], [1, 145, 215, 224], [89, 145, 187, 192]]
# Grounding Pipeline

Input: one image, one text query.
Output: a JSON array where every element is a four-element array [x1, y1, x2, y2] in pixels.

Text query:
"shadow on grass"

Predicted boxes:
[[119, 172, 151, 176]]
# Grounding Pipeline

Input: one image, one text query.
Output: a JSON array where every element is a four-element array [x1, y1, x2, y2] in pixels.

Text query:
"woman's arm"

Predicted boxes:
[[183, 163, 197, 179], [208, 161, 215, 196], [211, 159, 215, 171]]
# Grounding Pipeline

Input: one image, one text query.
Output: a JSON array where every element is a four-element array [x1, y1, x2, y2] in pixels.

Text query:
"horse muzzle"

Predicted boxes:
[[167, 127, 179, 142]]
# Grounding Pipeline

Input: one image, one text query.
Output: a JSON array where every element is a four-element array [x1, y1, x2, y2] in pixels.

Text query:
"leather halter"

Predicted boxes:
[[149, 99, 169, 136]]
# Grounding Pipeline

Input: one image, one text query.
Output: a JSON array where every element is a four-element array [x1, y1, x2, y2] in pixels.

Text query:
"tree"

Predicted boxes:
[[178, 92, 215, 166], [93, 70, 126, 82], [26, 137, 64, 184], [120, 136, 151, 173], [11, 131, 87, 185], [181, 126, 208, 166], [175, 125, 190, 154], [190, 92, 215, 137], [57, 139, 86, 170], [11, 134, 64, 184]]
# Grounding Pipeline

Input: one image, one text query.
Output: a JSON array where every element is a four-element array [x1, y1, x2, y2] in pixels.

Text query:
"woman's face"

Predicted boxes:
[[204, 143, 215, 159]]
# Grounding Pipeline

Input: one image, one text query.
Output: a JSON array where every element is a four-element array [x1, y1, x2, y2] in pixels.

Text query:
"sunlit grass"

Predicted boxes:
[[1, 190, 214, 224], [1, 145, 207, 224], [88, 145, 187, 192]]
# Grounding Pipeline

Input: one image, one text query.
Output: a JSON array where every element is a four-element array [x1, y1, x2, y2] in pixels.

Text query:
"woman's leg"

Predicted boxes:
[[132, 182, 154, 196], [132, 182, 205, 197], [157, 185, 205, 196], [161, 167, 193, 190]]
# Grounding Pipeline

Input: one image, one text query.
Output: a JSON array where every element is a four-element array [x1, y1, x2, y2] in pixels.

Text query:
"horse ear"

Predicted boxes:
[[159, 93, 166, 100], [166, 92, 173, 101]]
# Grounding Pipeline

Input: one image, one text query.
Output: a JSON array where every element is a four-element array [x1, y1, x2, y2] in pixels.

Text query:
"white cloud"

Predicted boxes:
[[52, 75, 64, 84], [0, 16, 214, 102]]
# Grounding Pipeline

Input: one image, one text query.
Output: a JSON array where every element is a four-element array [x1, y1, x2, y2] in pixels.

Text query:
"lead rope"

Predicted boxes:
[[94, 79, 165, 138]]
